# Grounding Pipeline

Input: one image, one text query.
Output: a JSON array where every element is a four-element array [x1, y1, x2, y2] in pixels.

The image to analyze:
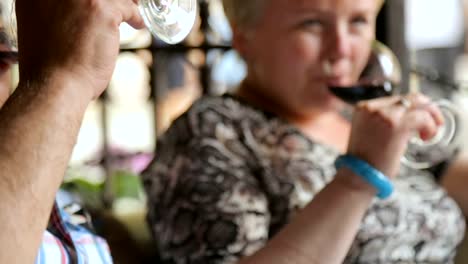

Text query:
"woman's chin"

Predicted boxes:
[[322, 93, 345, 109], [303, 97, 344, 114]]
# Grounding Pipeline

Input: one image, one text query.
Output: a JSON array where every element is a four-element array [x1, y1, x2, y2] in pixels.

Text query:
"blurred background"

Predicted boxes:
[[4, 0, 468, 263]]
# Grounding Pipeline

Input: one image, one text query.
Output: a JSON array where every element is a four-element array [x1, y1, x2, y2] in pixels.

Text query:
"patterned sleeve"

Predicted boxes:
[[143, 100, 271, 264]]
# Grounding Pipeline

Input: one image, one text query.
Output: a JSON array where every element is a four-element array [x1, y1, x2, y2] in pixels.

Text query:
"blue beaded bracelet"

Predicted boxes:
[[334, 154, 394, 199]]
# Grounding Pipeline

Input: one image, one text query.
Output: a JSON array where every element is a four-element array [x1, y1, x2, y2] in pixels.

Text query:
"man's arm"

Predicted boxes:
[[0, 76, 92, 263], [0, 0, 144, 262]]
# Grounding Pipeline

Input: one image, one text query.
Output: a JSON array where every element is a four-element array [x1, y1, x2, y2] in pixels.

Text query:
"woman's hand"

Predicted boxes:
[[15, 0, 145, 99], [347, 93, 444, 178]]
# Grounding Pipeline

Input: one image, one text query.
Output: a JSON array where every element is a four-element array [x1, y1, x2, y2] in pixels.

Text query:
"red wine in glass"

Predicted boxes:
[[329, 82, 394, 104]]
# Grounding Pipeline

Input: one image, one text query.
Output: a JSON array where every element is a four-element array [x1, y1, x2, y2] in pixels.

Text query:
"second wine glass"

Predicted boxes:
[[329, 41, 461, 169]]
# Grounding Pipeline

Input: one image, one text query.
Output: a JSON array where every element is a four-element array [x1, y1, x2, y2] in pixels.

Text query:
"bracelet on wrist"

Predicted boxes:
[[334, 154, 394, 199]]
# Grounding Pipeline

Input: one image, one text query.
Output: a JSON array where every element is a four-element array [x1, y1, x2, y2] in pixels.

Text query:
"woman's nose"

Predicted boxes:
[[326, 27, 352, 62]]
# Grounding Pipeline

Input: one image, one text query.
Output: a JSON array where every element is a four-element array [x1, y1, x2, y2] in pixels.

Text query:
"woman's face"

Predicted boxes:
[[238, 0, 379, 116]]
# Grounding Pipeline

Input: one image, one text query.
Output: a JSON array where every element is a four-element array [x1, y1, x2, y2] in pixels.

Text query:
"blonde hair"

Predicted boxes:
[[378, 0, 385, 10], [222, 0, 266, 29], [222, 0, 385, 29]]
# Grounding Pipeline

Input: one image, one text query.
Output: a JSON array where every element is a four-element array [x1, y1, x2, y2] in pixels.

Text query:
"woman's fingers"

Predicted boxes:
[[398, 93, 444, 138], [403, 108, 439, 141], [366, 93, 444, 137], [349, 93, 446, 177]]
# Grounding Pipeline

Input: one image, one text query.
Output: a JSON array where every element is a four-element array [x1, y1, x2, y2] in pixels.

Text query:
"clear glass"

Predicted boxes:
[[401, 99, 460, 169], [330, 41, 461, 169], [139, 0, 197, 44]]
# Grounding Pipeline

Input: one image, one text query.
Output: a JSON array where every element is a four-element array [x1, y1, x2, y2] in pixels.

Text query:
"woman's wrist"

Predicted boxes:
[[334, 155, 394, 199], [334, 168, 377, 198]]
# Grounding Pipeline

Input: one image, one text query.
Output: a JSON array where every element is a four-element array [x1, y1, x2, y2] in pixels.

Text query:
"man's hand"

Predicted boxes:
[[15, 0, 145, 99]]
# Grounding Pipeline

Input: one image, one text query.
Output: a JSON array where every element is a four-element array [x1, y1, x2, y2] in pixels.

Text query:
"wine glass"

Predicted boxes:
[[139, 0, 197, 44], [329, 40, 461, 169]]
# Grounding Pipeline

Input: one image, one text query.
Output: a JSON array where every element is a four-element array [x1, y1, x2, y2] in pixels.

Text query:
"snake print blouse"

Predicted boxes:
[[143, 95, 465, 264]]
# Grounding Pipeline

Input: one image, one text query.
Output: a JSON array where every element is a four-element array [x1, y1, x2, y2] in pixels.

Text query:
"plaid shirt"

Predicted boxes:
[[35, 203, 113, 264]]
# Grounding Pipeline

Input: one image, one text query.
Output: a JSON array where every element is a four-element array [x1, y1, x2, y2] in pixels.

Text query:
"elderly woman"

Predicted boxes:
[[143, 0, 467, 263]]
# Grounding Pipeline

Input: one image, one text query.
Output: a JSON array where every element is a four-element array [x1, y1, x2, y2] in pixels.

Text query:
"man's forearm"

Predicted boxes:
[[0, 77, 93, 263]]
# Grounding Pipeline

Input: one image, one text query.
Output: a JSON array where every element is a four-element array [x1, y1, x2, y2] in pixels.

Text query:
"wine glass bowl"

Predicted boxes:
[[329, 41, 401, 104], [402, 99, 460, 169], [139, 0, 197, 44], [360, 41, 402, 87]]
